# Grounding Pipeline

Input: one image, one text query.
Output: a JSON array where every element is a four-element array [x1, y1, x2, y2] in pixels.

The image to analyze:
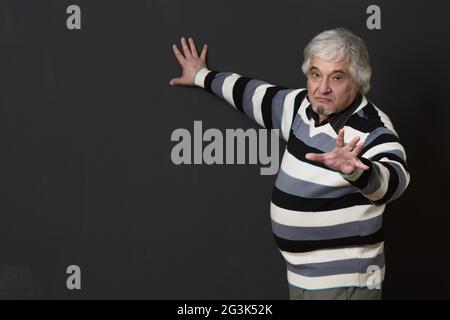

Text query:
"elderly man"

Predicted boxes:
[[169, 28, 410, 300]]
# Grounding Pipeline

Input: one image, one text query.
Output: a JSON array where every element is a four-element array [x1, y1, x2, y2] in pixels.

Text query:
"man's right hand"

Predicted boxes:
[[169, 37, 208, 87]]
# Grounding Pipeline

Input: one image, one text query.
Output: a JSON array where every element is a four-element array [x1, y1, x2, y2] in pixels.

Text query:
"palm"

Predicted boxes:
[[305, 129, 369, 175], [170, 37, 208, 87]]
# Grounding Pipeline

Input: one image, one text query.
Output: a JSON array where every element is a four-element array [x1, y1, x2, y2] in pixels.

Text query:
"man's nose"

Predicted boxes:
[[319, 78, 331, 94]]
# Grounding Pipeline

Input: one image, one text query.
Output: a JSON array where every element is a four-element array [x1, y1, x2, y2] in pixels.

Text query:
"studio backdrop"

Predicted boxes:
[[0, 0, 449, 299]]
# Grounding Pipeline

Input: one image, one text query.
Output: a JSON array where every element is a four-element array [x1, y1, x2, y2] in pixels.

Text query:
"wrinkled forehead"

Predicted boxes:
[[309, 55, 351, 74]]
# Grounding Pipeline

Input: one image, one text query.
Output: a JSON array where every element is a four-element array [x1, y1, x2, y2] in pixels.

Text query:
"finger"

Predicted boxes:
[[345, 136, 361, 151], [172, 44, 186, 66], [181, 37, 192, 59], [336, 129, 345, 148], [200, 44, 208, 61], [352, 143, 364, 156], [169, 77, 184, 86], [305, 152, 325, 163], [356, 159, 370, 171], [188, 37, 199, 58]]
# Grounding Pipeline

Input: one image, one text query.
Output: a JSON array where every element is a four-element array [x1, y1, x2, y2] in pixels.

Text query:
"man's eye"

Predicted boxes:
[[333, 76, 342, 80]]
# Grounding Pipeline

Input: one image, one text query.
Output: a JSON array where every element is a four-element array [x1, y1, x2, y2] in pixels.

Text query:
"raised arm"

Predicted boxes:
[[169, 36, 307, 142]]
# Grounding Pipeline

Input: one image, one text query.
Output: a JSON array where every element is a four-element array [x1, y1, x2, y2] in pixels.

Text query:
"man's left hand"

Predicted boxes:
[[305, 128, 370, 175]]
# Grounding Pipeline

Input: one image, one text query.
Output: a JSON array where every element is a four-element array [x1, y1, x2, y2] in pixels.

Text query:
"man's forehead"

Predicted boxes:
[[309, 55, 350, 73]]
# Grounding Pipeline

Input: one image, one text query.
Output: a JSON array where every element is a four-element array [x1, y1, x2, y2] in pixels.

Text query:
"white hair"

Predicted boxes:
[[301, 28, 372, 94]]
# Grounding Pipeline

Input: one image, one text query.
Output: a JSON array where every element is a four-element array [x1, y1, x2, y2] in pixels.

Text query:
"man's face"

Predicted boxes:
[[306, 55, 360, 118]]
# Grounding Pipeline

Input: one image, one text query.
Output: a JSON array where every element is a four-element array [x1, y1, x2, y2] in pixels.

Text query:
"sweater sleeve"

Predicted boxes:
[[340, 127, 411, 206], [193, 67, 306, 142]]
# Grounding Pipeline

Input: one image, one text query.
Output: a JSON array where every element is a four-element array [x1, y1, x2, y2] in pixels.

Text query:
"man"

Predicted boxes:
[[169, 28, 410, 300]]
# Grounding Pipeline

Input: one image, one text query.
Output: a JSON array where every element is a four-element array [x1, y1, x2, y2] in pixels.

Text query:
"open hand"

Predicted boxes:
[[169, 37, 208, 86], [305, 128, 370, 175]]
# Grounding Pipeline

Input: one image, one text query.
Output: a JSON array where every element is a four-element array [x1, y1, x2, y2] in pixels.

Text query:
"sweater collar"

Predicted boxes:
[[305, 93, 363, 133]]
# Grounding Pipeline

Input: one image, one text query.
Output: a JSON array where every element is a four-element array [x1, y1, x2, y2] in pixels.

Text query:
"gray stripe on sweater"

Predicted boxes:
[[291, 115, 338, 153], [210, 72, 233, 99], [271, 214, 383, 241], [287, 253, 385, 277], [271, 89, 294, 130], [242, 79, 267, 123], [275, 168, 359, 199]]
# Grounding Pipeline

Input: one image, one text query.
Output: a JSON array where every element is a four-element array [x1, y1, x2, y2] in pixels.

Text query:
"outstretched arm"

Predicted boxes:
[[305, 128, 410, 206], [169, 37, 307, 142], [305, 128, 370, 174]]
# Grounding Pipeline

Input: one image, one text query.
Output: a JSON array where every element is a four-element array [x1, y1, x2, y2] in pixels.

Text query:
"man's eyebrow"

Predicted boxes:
[[309, 66, 347, 74]]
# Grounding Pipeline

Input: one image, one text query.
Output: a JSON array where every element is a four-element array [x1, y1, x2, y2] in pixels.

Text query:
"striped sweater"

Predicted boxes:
[[193, 67, 410, 290]]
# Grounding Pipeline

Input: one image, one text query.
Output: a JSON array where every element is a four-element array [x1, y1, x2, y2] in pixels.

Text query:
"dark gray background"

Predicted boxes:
[[0, 0, 448, 299]]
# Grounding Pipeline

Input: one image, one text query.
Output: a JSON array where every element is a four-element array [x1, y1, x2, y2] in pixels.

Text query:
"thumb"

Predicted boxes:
[[169, 78, 180, 86]]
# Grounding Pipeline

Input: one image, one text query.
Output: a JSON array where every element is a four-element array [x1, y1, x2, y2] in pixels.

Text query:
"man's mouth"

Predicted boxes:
[[315, 97, 332, 102]]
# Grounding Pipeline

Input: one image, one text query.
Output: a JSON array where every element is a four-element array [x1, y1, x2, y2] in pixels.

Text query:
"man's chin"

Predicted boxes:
[[312, 104, 335, 116]]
